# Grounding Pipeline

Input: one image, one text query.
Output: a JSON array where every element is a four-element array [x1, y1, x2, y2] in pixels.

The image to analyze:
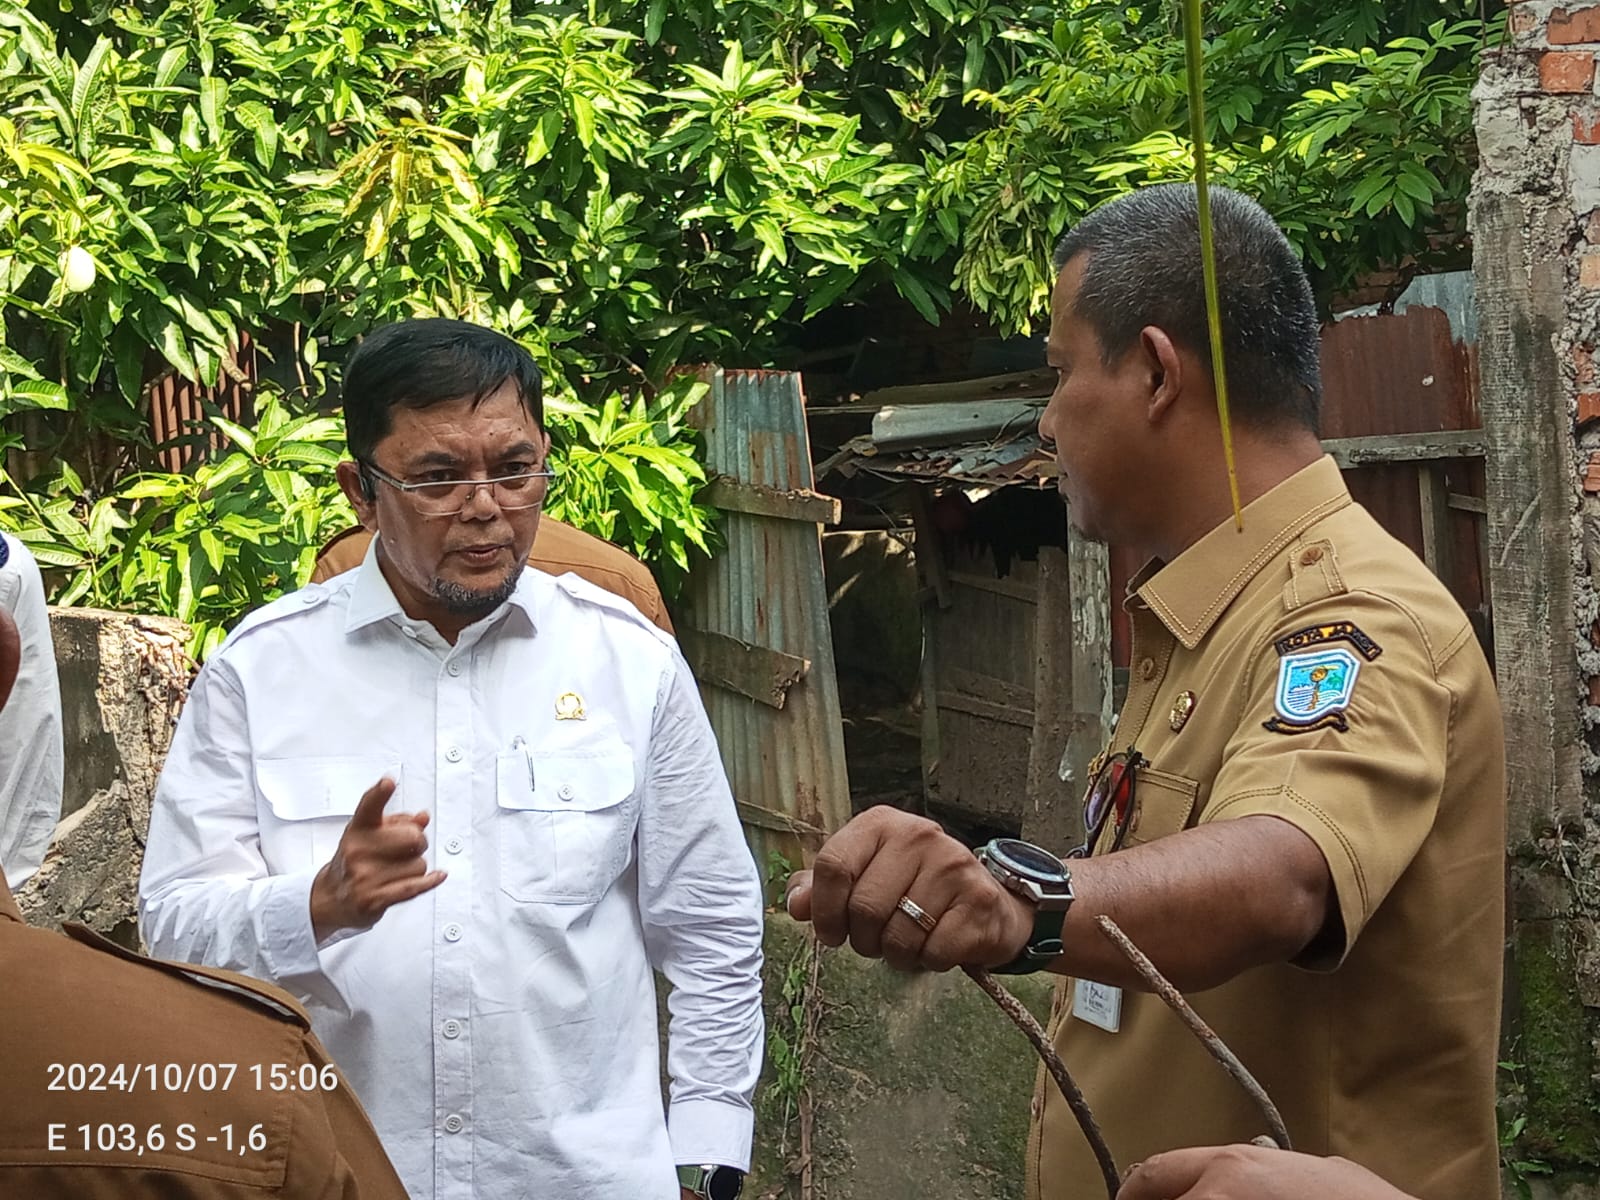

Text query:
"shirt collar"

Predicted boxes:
[[1134, 455, 1352, 651], [0, 873, 23, 924], [342, 537, 542, 638]]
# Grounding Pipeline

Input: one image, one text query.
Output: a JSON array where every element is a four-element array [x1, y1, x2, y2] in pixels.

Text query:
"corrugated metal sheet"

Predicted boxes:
[[681, 369, 851, 872]]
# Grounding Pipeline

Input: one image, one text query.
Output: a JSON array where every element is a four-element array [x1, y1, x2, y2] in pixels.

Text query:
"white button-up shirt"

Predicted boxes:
[[139, 550, 765, 1199], [0, 533, 63, 890]]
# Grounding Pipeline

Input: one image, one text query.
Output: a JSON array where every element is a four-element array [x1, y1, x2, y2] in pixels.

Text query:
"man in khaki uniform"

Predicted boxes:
[[786, 183, 1504, 1200], [312, 517, 675, 633], [0, 607, 408, 1199]]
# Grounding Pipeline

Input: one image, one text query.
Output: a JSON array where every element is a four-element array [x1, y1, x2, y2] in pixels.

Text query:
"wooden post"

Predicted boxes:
[[1475, 190, 1584, 845]]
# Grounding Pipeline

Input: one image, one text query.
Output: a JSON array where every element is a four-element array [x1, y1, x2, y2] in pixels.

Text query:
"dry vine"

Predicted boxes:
[[965, 918, 1292, 1200]]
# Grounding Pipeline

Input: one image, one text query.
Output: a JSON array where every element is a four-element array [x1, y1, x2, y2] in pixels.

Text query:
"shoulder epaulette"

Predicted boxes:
[[552, 573, 676, 649], [61, 923, 311, 1029], [213, 583, 337, 656]]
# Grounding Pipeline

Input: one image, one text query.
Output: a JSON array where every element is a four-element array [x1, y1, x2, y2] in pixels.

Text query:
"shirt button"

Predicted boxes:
[[447, 662, 462, 677], [442, 1019, 462, 1039], [443, 1115, 464, 1134], [445, 747, 463, 763], [1138, 657, 1156, 680], [402, 626, 418, 639], [445, 836, 464, 855], [443, 923, 463, 943], [558, 783, 575, 801], [1300, 546, 1325, 566], [1030, 1095, 1042, 1120]]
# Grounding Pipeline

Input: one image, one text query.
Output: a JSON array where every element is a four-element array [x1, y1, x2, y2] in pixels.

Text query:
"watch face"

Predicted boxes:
[[707, 1166, 744, 1200], [991, 838, 1069, 884]]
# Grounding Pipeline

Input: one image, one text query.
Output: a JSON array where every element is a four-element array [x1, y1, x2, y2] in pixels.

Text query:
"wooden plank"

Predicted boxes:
[[1418, 462, 1455, 584], [1025, 547, 1082, 848], [945, 667, 1036, 712], [936, 689, 1036, 729], [909, 488, 952, 611], [858, 367, 1055, 409], [680, 628, 810, 711], [947, 569, 1037, 604], [1320, 429, 1486, 468], [1024, 518, 1112, 852], [704, 476, 841, 525], [1448, 492, 1489, 514]]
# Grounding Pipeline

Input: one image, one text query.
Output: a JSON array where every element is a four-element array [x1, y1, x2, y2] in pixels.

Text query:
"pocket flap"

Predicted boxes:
[[256, 757, 398, 821], [497, 747, 634, 814], [1123, 766, 1199, 848]]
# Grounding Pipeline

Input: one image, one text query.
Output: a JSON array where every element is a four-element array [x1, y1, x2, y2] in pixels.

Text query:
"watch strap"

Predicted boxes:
[[989, 904, 1067, 975]]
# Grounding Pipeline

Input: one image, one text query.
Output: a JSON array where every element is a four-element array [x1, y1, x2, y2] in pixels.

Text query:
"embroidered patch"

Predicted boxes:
[[554, 691, 586, 721], [1264, 647, 1362, 735], [1273, 620, 1383, 662]]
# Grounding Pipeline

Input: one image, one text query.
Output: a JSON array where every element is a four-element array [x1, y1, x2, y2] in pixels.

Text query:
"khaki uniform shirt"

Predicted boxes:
[[0, 876, 408, 1199], [1028, 457, 1504, 1200], [311, 518, 675, 633]]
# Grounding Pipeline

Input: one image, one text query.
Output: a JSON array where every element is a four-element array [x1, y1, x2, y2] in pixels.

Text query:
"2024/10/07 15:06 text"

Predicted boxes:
[[47, 1124, 270, 1158], [46, 1062, 341, 1092]]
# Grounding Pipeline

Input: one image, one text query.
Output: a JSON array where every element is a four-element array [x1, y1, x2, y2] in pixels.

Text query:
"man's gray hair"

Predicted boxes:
[[1053, 184, 1322, 433]]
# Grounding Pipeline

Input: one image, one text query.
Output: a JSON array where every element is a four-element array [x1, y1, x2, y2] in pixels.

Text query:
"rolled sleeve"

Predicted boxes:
[[139, 660, 349, 1012], [1201, 593, 1451, 968], [634, 650, 765, 1171]]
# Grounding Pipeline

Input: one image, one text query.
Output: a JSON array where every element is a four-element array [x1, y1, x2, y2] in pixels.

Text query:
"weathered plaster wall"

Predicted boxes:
[[1475, 4, 1600, 1187]]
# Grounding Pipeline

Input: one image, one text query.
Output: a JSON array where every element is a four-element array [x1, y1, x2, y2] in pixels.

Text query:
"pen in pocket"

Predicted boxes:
[[510, 735, 535, 792]]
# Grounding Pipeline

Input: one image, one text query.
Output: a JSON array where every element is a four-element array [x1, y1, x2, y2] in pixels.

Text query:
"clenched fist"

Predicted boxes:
[[309, 777, 446, 941]]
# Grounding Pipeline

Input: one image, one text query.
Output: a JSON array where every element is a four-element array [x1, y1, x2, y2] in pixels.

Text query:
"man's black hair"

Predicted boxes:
[[1052, 184, 1322, 433], [341, 318, 544, 465]]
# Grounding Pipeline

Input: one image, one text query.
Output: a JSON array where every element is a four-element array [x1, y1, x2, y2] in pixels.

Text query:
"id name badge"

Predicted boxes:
[[1073, 978, 1123, 1033]]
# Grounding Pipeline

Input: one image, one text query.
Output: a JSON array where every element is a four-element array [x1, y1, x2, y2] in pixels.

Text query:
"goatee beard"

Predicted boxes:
[[431, 571, 519, 616]]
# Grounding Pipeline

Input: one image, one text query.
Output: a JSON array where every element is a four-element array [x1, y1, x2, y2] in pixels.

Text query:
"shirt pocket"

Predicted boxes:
[[1121, 766, 1199, 849], [255, 756, 398, 873], [495, 744, 637, 904]]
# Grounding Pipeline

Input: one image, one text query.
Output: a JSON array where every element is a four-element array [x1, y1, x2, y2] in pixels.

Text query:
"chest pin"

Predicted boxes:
[[555, 691, 587, 721], [1169, 691, 1196, 732]]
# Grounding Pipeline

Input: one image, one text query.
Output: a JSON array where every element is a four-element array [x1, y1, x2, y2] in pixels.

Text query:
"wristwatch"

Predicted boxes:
[[677, 1163, 744, 1200], [977, 837, 1075, 975]]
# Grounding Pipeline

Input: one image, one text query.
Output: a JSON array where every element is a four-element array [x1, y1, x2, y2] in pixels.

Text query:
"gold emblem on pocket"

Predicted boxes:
[[555, 692, 586, 721], [1169, 691, 1196, 732]]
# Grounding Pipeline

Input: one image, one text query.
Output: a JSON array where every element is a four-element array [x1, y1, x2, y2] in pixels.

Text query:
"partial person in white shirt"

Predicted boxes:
[[0, 532, 63, 890], [139, 318, 765, 1200]]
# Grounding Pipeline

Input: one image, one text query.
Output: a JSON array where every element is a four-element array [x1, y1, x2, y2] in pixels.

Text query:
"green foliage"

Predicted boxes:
[[0, 388, 351, 658], [935, 0, 1495, 329], [0, 0, 1497, 643]]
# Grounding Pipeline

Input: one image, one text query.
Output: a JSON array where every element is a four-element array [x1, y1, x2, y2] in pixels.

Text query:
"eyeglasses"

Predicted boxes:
[[1068, 747, 1146, 859], [361, 461, 557, 518]]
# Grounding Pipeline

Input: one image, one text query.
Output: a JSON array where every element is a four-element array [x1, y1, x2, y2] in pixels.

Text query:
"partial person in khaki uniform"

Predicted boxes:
[[0, 608, 408, 1199], [312, 517, 675, 633], [786, 183, 1503, 1200]]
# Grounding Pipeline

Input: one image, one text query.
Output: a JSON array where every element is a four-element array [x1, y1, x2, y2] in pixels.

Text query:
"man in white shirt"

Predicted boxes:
[[0, 532, 63, 890], [139, 318, 765, 1200]]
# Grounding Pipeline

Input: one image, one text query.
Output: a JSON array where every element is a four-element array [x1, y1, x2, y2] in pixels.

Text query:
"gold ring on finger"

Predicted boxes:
[[895, 894, 939, 935]]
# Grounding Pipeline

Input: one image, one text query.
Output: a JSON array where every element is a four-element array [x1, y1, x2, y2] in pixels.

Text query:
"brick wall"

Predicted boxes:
[[1475, 2, 1600, 1189]]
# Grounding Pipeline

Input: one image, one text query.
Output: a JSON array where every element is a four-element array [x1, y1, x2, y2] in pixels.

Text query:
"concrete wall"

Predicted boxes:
[[17, 608, 189, 942], [1475, 7, 1600, 1190]]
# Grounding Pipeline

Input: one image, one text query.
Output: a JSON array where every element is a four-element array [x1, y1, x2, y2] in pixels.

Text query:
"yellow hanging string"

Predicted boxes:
[[1182, 0, 1243, 531]]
